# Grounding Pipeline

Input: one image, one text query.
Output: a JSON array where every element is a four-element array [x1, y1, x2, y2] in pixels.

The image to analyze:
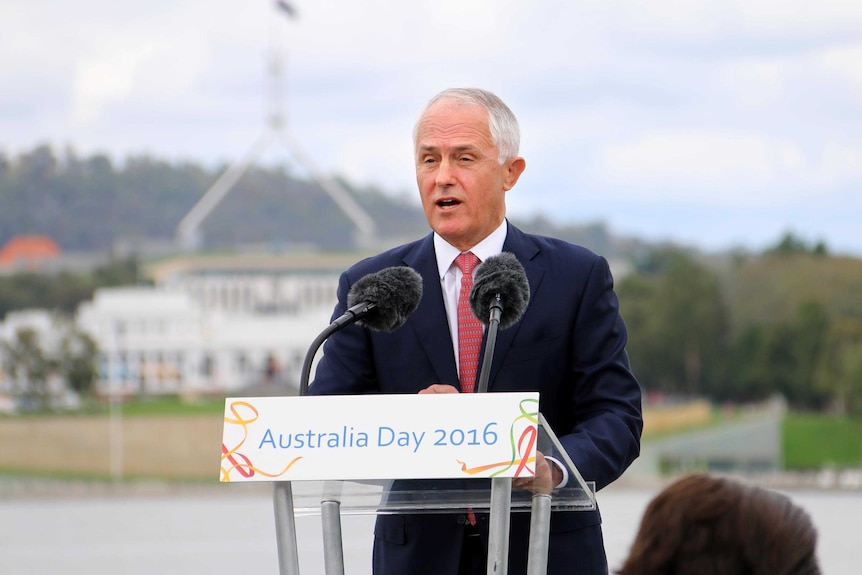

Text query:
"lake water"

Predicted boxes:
[[0, 485, 858, 574]]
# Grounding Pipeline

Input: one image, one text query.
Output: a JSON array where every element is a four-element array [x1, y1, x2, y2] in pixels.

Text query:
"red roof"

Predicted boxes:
[[0, 235, 62, 268]]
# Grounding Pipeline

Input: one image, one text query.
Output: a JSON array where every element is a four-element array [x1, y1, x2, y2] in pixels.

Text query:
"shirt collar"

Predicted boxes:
[[433, 219, 508, 279]]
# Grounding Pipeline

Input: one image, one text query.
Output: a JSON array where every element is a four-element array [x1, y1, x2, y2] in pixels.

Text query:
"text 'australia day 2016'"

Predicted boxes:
[[257, 422, 500, 454], [221, 393, 539, 482]]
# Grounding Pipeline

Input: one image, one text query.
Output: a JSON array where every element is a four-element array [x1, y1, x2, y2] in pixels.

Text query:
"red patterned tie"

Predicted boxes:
[[456, 253, 482, 526], [455, 252, 483, 394]]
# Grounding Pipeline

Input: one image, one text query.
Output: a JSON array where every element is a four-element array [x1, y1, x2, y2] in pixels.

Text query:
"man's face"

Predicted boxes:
[[414, 99, 525, 251]]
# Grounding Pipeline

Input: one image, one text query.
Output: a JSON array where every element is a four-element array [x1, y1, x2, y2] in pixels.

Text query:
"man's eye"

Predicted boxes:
[[459, 156, 473, 162], [423, 157, 437, 164]]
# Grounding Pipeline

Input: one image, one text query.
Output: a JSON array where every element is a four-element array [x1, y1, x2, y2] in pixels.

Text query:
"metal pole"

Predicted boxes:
[[273, 482, 301, 575], [486, 477, 513, 574], [479, 295, 510, 574], [109, 382, 123, 481], [321, 481, 346, 575], [526, 494, 552, 575], [321, 501, 345, 575], [109, 334, 124, 482]]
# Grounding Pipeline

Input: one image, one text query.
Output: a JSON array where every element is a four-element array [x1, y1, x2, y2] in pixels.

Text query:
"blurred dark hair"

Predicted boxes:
[[617, 473, 820, 575]]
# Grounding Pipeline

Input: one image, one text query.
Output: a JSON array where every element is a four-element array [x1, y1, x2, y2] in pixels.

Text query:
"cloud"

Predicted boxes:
[[819, 43, 862, 87], [597, 130, 862, 204], [2, 0, 862, 256], [72, 43, 161, 123], [819, 142, 862, 186], [594, 0, 862, 39]]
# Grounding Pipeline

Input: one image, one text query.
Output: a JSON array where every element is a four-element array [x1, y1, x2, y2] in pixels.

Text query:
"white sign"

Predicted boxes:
[[220, 392, 540, 483]]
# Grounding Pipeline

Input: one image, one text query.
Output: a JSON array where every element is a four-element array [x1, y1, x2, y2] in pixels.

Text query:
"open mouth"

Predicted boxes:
[[437, 198, 461, 208]]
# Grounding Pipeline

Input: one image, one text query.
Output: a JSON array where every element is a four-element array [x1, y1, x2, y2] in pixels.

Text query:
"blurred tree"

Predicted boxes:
[[834, 344, 862, 417], [726, 325, 775, 401], [15, 144, 57, 182], [59, 329, 99, 398], [815, 317, 862, 417], [721, 250, 862, 334], [92, 255, 142, 286], [0, 143, 625, 254], [0, 327, 54, 410], [765, 230, 829, 257], [727, 301, 830, 408], [0, 257, 145, 320], [792, 301, 831, 400], [617, 275, 664, 392], [618, 249, 730, 397]]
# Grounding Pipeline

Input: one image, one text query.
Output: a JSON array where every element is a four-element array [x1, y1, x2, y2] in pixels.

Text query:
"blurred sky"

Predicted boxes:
[[2, 0, 861, 256]]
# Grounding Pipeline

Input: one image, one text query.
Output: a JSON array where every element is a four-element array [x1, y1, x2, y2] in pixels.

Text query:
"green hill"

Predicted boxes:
[[721, 254, 862, 334]]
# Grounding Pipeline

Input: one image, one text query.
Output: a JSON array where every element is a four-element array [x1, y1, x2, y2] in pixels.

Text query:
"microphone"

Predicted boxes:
[[300, 266, 423, 395], [469, 252, 530, 394], [469, 252, 530, 329], [337, 266, 423, 332]]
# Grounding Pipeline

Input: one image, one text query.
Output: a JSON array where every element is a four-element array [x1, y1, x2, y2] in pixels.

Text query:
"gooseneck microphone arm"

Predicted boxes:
[[298, 301, 376, 396], [297, 266, 422, 396], [476, 293, 503, 394], [298, 324, 335, 397]]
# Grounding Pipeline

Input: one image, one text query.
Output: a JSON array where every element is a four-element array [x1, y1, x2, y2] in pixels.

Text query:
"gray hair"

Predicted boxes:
[[413, 88, 521, 164]]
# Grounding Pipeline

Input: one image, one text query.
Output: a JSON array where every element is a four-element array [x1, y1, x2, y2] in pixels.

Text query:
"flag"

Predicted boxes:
[[275, 0, 298, 18]]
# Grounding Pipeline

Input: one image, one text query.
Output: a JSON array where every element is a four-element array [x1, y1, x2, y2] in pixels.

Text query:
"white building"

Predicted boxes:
[[76, 286, 333, 398], [5, 253, 373, 400], [146, 253, 358, 315], [165, 270, 339, 315]]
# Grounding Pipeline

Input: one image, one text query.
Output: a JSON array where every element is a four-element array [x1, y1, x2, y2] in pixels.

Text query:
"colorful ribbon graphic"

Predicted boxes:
[[220, 400, 302, 482], [457, 398, 539, 478]]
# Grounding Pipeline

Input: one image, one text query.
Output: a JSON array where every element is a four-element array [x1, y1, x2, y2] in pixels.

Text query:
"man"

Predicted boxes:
[[309, 88, 642, 575]]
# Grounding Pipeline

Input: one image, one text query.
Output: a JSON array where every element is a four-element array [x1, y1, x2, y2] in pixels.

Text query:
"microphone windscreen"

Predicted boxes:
[[346, 266, 423, 332], [469, 252, 530, 329]]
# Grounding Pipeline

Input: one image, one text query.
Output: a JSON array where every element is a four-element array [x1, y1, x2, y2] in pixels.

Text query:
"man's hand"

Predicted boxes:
[[418, 384, 460, 394], [512, 451, 562, 495]]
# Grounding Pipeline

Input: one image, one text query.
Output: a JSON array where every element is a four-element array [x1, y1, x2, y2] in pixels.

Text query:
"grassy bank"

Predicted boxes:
[[783, 412, 862, 469], [0, 408, 224, 481], [102, 395, 225, 417]]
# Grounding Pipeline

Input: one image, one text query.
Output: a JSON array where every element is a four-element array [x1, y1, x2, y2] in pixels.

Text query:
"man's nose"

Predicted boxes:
[[435, 158, 456, 186]]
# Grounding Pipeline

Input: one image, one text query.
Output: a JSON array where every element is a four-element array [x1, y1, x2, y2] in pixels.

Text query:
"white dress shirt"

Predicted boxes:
[[433, 219, 508, 373]]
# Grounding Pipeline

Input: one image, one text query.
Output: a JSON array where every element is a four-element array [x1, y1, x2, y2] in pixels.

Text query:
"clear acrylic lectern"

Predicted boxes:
[[270, 413, 596, 575]]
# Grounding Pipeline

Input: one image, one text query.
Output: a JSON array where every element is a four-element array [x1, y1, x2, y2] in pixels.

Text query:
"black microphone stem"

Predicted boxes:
[[299, 301, 378, 396], [476, 293, 503, 394], [298, 323, 338, 397], [297, 266, 421, 396]]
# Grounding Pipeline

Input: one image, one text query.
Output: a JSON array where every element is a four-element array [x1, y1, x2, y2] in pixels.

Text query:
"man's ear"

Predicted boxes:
[[503, 157, 526, 191]]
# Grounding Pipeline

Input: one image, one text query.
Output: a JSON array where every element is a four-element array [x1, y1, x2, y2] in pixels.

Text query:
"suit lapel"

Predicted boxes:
[[481, 224, 544, 390], [398, 225, 545, 391], [402, 234, 460, 386]]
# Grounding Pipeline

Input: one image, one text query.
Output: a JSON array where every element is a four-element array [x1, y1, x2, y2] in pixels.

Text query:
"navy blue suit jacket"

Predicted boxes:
[[309, 223, 643, 575]]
